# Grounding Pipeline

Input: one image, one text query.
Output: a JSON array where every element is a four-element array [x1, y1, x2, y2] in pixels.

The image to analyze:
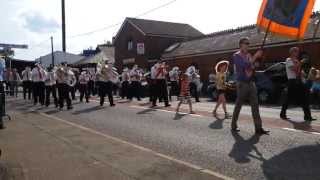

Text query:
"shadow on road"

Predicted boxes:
[[209, 116, 226, 129], [229, 132, 264, 164], [173, 113, 187, 120], [72, 105, 105, 115], [137, 108, 156, 115], [262, 144, 320, 180]]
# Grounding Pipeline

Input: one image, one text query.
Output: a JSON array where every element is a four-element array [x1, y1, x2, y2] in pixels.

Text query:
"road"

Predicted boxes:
[[8, 97, 320, 180]]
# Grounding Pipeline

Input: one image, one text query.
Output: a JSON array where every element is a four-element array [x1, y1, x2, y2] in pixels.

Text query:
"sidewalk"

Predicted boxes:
[[0, 106, 227, 180]]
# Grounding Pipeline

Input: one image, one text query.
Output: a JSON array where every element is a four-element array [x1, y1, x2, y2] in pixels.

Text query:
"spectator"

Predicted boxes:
[[8, 68, 21, 97], [310, 70, 320, 109]]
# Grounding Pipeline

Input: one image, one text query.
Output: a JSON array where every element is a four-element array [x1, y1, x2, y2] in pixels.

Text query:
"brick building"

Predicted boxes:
[[114, 17, 203, 71]]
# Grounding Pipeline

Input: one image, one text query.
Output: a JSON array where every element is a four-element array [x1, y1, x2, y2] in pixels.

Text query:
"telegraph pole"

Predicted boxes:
[[61, 0, 66, 52], [51, 36, 55, 66]]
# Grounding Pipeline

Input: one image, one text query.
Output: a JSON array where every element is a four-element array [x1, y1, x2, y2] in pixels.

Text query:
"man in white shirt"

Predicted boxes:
[[129, 65, 142, 101], [121, 67, 130, 99], [280, 47, 316, 121], [152, 61, 170, 107], [45, 66, 58, 107], [56, 63, 73, 110], [78, 70, 90, 103], [31, 63, 46, 106], [0, 57, 6, 129], [67, 66, 77, 100], [22, 66, 32, 100], [96, 63, 116, 106], [168, 66, 180, 101]]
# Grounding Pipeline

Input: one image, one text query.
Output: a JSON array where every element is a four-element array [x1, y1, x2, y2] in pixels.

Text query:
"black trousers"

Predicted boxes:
[[23, 81, 32, 100], [9, 81, 18, 97], [0, 82, 4, 127], [79, 84, 89, 102], [121, 81, 129, 99], [169, 81, 179, 101], [281, 79, 312, 119], [69, 86, 76, 100], [152, 79, 169, 106], [190, 82, 200, 102], [129, 81, 141, 100], [99, 81, 114, 106], [88, 80, 95, 96], [45, 85, 58, 107], [57, 83, 72, 108], [33, 82, 45, 105]]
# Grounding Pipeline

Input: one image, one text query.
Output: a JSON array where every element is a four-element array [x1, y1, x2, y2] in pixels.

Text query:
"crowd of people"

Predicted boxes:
[[0, 37, 319, 134]]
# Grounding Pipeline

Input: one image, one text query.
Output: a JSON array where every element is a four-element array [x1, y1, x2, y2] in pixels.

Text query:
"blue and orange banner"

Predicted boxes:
[[257, 0, 316, 39]]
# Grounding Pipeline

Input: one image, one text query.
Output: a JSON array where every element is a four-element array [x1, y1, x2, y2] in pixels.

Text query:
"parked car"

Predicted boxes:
[[208, 62, 288, 104]]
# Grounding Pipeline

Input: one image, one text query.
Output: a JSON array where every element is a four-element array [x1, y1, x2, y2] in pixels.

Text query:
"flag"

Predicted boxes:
[[257, 0, 316, 39]]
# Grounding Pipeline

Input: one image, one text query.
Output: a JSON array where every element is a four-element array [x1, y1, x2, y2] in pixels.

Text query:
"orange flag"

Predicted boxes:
[[257, 0, 316, 39]]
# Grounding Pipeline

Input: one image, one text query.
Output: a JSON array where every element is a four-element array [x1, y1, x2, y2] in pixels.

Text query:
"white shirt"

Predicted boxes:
[[286, 58, 298, 80], [22, 70, 32, 81], [31, 67, 46, 82], [79, 73, 90, 84], [151, 65, 158, 80], [130, 69, 142, 82], [121, 71, 130, 82], [68, 70, 77, 87], [45, 72, 57, 86], [169, 70, 179, 82], [155, 65, 167, 80]]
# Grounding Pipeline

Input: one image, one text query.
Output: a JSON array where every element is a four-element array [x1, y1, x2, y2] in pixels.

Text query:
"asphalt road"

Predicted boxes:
[[9, 98, 320, 180]]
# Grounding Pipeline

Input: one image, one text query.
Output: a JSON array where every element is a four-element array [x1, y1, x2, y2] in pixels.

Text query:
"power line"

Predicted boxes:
[[68, 0, 177, 39]]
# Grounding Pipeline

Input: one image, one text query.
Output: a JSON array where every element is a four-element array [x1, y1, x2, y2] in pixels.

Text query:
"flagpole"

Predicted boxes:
[[261, 19, 272, 49]]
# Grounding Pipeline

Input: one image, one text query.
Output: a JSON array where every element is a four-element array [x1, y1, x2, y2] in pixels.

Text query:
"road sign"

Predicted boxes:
[[0, 43, 28, 49]]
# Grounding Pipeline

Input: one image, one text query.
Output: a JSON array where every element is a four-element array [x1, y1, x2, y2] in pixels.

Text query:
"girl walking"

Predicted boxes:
[[213, 60, 231, 119], [176, 73, 194, 114]]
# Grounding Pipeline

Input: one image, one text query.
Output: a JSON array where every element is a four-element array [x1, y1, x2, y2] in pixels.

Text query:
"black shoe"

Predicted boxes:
[[67, 106, 73, 110], [0, 124, 5, 130], [110, 104, 115, 107], [255, 128, 270, 135], [305, 117, 317, 121], [165, 104, 171, 107], [231, 128, 240, 132], [151, 104, 157, 108]]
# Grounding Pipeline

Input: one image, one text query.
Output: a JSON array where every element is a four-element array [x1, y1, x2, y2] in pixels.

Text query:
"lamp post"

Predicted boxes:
[[61, 0, 66, 52]]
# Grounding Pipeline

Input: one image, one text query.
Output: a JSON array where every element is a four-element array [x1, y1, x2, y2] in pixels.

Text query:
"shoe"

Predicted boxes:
[[67, 106, 73, 110], [151, 104, 157, 108], [255, 128, 270, 135], [110, 104, 115, 107], [196, 100, 200, 103], [0, 124, 5, 130], [212, 111, 217, 117], [190, 111, 195, 114], [231, 128, 240, 132], [165, 104, 171, 107], [305, 117, 317, 121]]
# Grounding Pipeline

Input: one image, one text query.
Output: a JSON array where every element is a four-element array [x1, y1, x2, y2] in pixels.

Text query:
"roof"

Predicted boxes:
[[75, 46, 115, 65], [162, 18, 320, 59], [115, 18, 203, 40], [35, 51, 85, 67]]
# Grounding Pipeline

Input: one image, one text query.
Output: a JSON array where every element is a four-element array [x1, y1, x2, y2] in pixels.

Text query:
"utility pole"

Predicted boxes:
[[51, 36, 55, 66], [61, 0, 66, 52]]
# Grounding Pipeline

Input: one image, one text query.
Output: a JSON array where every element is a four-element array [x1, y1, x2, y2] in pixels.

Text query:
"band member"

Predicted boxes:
[[31, 63, 46, 106], [0, 57, 6, 129], [96, 63, 117, 107], [152, 61, 170, 107], [168, 66, 180, 101], [129, 65, 142, 101], [67, 66, 77, 100], [186, 64, 201, 102], [121, 67, 130, 99], [88, 70, 96, 96], [176, 73, 194, 114], [56, 63, 73, 110], [22, 66, 33, 100], [78, 70, 90, 103], [8, 68, 21, 97], [45, 66, 58, 107], [280, 47, 316, 121]]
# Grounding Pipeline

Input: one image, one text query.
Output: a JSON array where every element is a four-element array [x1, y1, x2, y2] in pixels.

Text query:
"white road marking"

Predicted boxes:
[[38, 112, 233, 180], [282, 128, 320, 136]]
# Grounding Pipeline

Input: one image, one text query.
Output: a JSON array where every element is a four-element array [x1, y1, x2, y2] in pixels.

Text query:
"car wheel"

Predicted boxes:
[[258, 90, 269, 104]]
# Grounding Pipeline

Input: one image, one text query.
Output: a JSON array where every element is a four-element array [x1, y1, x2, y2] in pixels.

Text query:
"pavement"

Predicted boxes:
[[1, 96, 320, 180], [0, 98, 225, 180]]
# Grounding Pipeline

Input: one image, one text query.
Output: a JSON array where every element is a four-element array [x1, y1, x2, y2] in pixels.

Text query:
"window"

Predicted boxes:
[[127, 39, 133, 51]]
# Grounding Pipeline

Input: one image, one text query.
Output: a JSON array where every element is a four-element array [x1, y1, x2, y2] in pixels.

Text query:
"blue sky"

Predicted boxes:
[[1, 0, 319, 61]]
